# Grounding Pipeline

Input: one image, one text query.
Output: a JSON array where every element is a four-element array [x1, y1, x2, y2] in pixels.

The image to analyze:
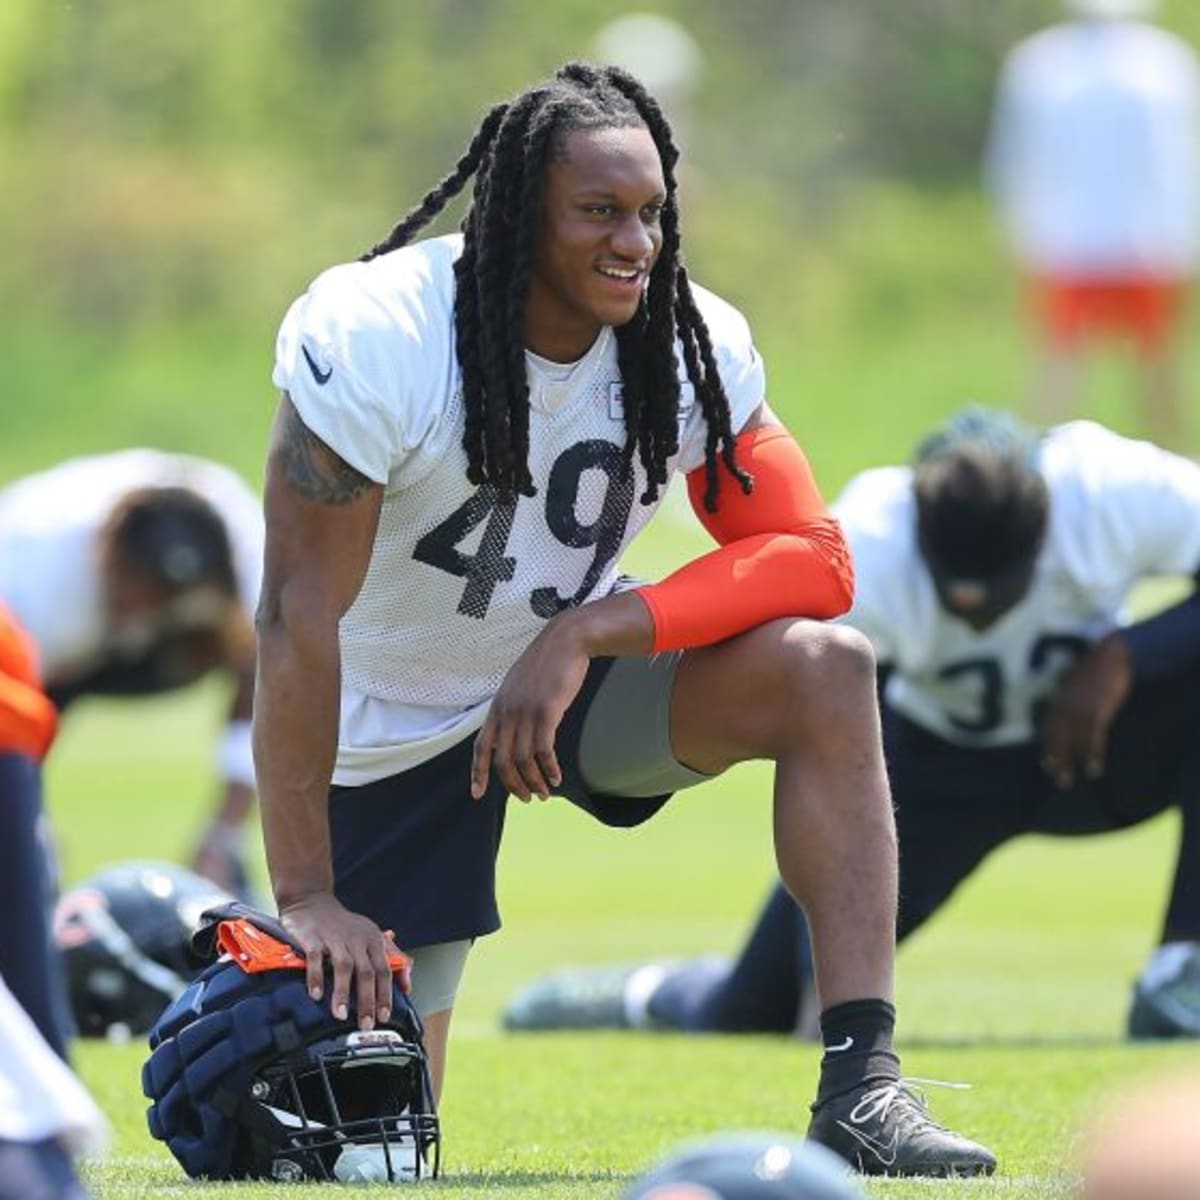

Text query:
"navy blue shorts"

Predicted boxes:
[[329, 657, 672, 949]]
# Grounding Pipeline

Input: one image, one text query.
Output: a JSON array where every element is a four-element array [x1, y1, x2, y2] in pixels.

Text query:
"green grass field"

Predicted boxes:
[[47, 524, 1200, 1198]]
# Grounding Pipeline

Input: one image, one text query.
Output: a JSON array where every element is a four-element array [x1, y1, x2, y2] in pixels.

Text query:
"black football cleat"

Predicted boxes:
[[807, 1079, 997, 1177]]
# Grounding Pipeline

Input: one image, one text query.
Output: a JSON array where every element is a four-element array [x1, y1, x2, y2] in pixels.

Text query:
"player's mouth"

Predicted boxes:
[[594, 262, 646, 294]]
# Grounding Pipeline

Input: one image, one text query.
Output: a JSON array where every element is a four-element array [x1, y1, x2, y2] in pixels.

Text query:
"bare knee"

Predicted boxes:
[[758, 621, 880, 754], [785, 621, 876, 690], [672, 619, 881, 771]]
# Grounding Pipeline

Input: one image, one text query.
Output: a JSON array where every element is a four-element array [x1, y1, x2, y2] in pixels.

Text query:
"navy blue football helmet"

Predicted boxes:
[[142, 908, 439, 1183], [53, 860, 233, 1037], [624, 1132, 861, 1199]]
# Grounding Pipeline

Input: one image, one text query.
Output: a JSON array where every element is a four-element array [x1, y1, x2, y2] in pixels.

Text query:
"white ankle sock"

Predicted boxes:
[[623, 963, 671, 1028]]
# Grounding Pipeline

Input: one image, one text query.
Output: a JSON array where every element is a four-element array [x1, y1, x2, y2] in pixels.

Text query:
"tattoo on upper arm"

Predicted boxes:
[[279, 402, 373, 505]]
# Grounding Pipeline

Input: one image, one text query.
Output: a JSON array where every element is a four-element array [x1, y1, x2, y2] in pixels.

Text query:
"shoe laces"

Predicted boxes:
[[847, 1077, 971, 1129]]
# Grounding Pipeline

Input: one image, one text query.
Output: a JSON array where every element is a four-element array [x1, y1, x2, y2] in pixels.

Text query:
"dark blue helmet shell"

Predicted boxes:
[[53, 860, 233, 1037], [142, 957, 440, 1181]]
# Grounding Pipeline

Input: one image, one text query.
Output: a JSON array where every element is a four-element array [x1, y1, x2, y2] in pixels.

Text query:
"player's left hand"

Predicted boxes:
[[471, 617, 590, 802], [1039, 632, 1134, 788]]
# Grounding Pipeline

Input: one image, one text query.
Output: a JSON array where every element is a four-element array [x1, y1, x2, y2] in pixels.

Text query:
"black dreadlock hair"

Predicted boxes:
[[913, 407, 1048, 580], [361, 61, 752, 510]]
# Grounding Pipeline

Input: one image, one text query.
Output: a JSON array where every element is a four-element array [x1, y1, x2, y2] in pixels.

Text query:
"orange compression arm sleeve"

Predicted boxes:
[[0, 602, 57, 760], [635, 425, 854, 653]]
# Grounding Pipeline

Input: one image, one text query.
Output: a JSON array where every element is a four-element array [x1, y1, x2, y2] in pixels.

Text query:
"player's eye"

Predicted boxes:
[[642, 202, 664, 222]]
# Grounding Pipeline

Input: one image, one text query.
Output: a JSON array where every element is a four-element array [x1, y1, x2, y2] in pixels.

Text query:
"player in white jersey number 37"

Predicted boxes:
[[254, 62, 994, 1176]]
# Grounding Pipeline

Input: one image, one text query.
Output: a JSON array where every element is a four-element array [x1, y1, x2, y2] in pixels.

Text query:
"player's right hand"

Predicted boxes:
[[279, 891, 404, 1031], [1039, 631, 1134, 788]]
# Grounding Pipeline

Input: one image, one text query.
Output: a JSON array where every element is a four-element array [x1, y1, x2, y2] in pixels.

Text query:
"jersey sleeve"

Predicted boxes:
[[272, 254, 453, 485], [676, 285, 766, 474], [830, 468, 918, 668], [1049, 423, 1200, 586]]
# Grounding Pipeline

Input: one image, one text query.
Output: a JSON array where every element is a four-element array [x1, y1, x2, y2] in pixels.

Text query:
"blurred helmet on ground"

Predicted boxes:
[[53, 859, 233, 1037], [624, 1132, 862, 1199]]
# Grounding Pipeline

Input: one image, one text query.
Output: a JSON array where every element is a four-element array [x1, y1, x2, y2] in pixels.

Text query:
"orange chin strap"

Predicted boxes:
[[0, 602, 57, 760], [218, 917, 413, 979], [636, 424, 855, 653]]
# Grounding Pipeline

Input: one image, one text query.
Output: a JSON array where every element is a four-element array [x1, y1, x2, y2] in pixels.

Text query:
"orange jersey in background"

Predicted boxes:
[[0, 601, 57, 760]]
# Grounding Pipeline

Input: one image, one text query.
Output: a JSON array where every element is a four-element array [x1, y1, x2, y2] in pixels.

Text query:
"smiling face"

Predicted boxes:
[[524, 124, 666, 362]]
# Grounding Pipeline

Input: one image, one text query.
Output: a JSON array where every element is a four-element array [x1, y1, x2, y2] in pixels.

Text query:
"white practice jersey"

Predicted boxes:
[[273, 234, 765, 783], [0, 976, 108, 1152], [985, 18, 1200, 275], [0, 449, 264, 682], [836, 421, 1200, 746]]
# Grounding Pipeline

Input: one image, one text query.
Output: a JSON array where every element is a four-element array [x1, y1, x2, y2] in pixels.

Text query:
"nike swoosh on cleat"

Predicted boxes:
[[836, 1120, 899, 1167], [824, 1035, 855, 1053], [301, 345, 333, 385]]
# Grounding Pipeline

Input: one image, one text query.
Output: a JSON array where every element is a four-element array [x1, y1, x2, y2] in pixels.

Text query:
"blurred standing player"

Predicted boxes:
[[0, 977, 108, 1200], [256, 62, 995, 1175], [0, 602, 62, 1053], [507, 410, 1200, 1042], [0, 605, 106, 1200], [985, 0, 1200, 447], [0, 450, 264, 896]]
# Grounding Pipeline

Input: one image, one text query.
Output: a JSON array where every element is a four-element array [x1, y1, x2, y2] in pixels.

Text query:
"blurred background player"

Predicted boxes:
[[0, 604, 107, 1199], [984, 0, 1200, 447], [506, 408, 1200, 1042], [0, 449, 264, 897], [0, 977, 107, 1200], [0, 602, 65, 1055]]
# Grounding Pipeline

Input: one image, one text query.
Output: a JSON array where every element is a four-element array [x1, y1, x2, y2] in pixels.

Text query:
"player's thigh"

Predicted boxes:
[[329, 740, 504, 949], [577, 653, 708, 799], [1063, 668, 1199, 830], [669, 617, 877, 776], [886, 718, 1033, 939]]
